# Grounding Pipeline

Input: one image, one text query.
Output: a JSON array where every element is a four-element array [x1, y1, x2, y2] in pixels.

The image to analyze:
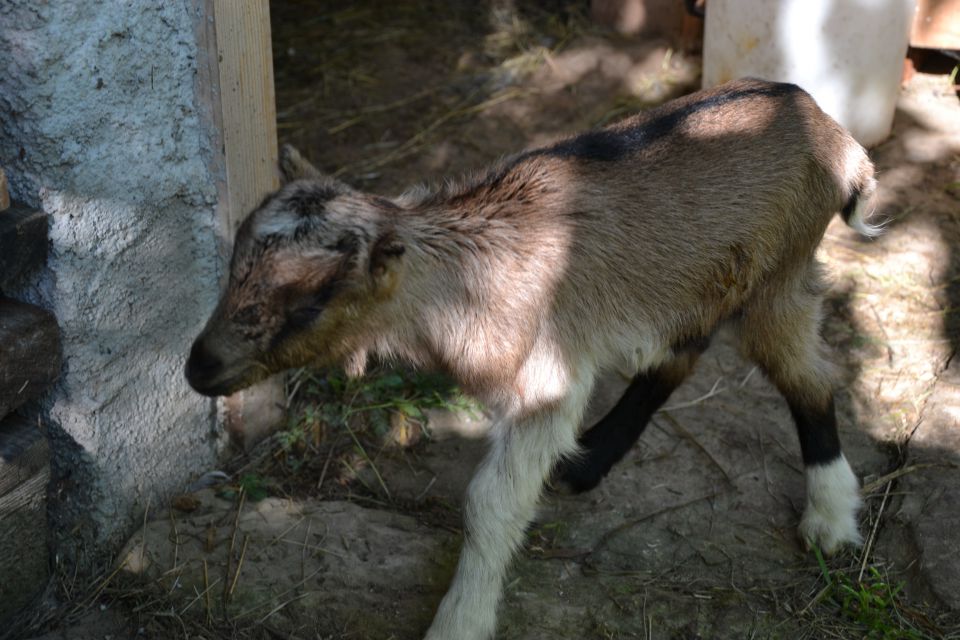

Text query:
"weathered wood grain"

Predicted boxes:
[[0, 203, 48, 291], [0, 464, 49, 624], [193, 0, 285, 449], [0, 168, 9, 211], [0, 414, 49, 499], [0, 299, 61, 421]]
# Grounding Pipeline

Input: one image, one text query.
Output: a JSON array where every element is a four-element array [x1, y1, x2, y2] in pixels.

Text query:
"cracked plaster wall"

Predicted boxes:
[[0, 0, 229, 570]]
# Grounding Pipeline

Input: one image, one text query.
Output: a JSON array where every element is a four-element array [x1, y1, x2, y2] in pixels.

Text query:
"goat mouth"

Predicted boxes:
[[186, 367, 259, 397]]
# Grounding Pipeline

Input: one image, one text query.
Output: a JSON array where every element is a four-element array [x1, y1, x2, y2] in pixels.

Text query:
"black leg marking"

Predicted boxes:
[[787, 396, 842, 467], [556, 337, 710, 494], [556, 339, 708, 493], [554, 371, 677, 493]]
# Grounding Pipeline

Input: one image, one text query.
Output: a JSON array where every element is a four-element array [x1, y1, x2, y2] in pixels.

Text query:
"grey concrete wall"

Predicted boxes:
[[0, 1, 229, 571]]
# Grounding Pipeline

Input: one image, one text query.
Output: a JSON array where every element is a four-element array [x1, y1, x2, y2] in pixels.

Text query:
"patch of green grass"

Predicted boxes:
[[299, 366, 479, 433], [812, 546, 928, 640], [292, 367, 481, 498], [277, 366, 481, 480], [237, 473, 270, 501], [237, 366, 481, 501], [217, 472, 271, 502]]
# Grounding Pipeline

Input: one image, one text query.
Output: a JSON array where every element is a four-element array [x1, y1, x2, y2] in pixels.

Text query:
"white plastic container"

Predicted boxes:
[[702, 0, 916, 147]]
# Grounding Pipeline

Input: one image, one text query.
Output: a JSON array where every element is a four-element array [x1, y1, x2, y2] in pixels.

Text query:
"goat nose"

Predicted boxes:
[[186, 340, 223, 384]]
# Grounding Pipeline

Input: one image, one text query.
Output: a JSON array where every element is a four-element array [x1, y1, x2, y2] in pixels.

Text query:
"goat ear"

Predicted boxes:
[[279, 144, 321, 184], [369, 232, 405, 284]]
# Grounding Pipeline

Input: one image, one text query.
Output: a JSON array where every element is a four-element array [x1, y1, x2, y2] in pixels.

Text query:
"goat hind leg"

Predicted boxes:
[[740, 275, 862, 554], [787, 396, 863, 553]]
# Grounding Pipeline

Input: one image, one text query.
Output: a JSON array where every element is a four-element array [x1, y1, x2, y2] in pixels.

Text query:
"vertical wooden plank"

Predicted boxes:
[[213, 0, 280, 231], [0, 168, 9, 211], [195, 0, 285, 448]]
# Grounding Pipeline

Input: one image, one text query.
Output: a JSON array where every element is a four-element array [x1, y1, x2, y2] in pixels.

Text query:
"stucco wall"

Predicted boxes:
[[0, 1, 229, 570]]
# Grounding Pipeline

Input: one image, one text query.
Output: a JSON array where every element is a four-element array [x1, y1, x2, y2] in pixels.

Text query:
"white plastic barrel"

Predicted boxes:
[[702, 0, 916, 147]]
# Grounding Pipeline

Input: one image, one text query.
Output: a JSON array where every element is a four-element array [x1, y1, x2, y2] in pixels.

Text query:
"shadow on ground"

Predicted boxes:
[[19, 3, 960, 639]]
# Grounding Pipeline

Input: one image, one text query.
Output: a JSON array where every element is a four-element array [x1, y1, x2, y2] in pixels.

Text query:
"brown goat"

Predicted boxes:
[[186, 79, 878, 640]]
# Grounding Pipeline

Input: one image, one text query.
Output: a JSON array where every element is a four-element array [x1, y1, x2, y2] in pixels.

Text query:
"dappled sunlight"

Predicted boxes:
[[482, 38, 699, 149], [818, 72, 959, 446], [7, 0, 960, 638], [273, 1, 702, 194], [778, 0, 912, 145], [526, 38, 698, 98], [808, 70, 960, 616], [895, 90, 960, 162], [165, 3, 960, 638], [823, 213, 952, 435], [945, 404, 960, 424]]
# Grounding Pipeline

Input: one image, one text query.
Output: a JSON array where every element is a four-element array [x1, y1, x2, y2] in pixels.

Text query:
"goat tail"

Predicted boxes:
[[840, 146, 883, 238]]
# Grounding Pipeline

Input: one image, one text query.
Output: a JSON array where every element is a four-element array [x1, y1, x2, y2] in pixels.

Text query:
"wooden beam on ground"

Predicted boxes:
[[195, 0, 285, 449], [0, 415, 50, 624], [0, 415, 49, 502], [0, 203, 48, 291], [0, 298, 61, 420]]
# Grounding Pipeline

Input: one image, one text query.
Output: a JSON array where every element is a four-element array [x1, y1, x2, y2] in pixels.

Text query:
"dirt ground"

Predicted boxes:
[[20, 2, 960, 639]]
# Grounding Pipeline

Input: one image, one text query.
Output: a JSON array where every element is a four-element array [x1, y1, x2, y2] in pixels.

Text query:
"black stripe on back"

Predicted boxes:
[[543, 83, 802, 163], [438, 82, 803, 206]]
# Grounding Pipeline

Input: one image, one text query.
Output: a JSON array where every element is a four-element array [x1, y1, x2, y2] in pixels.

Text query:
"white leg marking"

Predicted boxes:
[[798, 454, 863, 554], [424, 381, 589, 640]]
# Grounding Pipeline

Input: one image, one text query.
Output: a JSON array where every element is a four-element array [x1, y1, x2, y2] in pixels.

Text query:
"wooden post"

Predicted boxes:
[[195, 0, 285, 448], [0, 168, 9, 212], [211, 0, 280, 232]]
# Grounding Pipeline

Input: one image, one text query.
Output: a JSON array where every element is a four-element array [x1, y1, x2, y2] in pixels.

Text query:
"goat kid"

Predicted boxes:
[[186, 79, 878, 640]]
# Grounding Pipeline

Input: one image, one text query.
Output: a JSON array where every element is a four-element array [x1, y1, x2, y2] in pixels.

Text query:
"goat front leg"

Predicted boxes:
[[424, 397, 583, 640]]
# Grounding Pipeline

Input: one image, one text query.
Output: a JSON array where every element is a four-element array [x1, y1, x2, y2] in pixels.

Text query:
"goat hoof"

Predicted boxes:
[[799, 507, 863, 555], [799, 455, 863, 555]]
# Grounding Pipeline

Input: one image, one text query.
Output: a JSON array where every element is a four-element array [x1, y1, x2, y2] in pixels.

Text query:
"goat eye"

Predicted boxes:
[[288, 306, 321, 328], [282, 283, 335, 330], [314, 283, 335, 306]]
